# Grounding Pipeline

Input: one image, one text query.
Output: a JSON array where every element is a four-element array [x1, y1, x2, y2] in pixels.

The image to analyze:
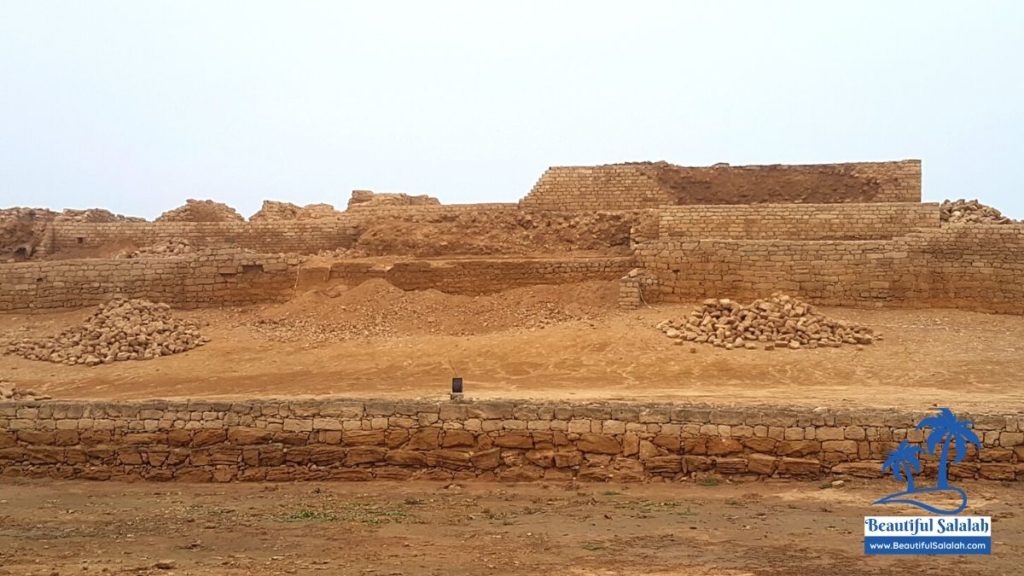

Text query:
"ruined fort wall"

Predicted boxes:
[[520, 165, 672, 211], [636, 225, 1024, 313], [46, 221, 364, 254], [658, 203, 939, 241], [0, 398, 1019, 482], [0, 256, 634, 311], [522, 160, 921, 210], [0, 250, 301, 311]]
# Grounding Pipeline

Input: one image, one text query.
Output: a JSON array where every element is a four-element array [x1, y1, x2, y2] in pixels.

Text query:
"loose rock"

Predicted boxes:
[[5, 299, 209, 366], [657, 293, 874, 350]]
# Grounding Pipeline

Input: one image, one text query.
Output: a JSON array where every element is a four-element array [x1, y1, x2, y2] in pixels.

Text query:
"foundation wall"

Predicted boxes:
[[1, 399, 1019, 483]]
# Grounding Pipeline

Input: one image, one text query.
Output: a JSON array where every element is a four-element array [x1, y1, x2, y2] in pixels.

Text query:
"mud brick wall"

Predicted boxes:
[[0, 398, 1020, 483], [45, 221, 364, 255], [637, 225, 1024, 313], [658, 203, 939, 241], [327, 257, 636, 295], [0, 250, 301, 311], [522, 160, 921, 211]]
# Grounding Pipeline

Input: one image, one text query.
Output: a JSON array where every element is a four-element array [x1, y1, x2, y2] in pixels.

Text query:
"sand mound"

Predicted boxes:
[[940, 199, 1016, 224], [244, 279, 617, 343], [5, 299, 208, 365], [657, 294, 875, 350], [157, 199, 245, 223]]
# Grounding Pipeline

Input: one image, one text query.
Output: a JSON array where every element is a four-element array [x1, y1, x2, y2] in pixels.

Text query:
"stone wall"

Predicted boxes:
[[326, 257, 634, 295], [0, 249, 301, 311], [522, 160, 921, 211], [44, 220, 363, 255], [0, 255, 633, 311], [521, 165, 672, 211], [658, 203, 939, 241], [1, 398, 1019, 482], [636, 224, 1024, 313]]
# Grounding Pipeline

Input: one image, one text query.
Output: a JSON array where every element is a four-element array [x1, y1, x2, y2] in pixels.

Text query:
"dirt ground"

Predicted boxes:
[[0, 478, 1019, 575], [1, 282, 1023, 412]]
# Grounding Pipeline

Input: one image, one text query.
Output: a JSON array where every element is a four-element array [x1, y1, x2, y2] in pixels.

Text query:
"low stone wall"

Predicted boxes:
[[658, 203, 939, 241], [0, 250, 301, 311], [1, 398, 1019, 482]]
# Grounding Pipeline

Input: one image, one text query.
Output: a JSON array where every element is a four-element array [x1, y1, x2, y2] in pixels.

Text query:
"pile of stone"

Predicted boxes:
[[56, 208, 145, 223], [117, 238, 194, 259], [250, 200, 341, 221], [346, 190, 441, 210], [156, 199, 245, 223], [940, 199, 1015, 224], [0, 381, 51, 401], [5, 299, 209, 366], [656, 294, 875, 350]]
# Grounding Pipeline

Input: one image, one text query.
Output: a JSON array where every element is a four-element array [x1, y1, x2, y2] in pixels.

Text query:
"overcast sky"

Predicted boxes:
[[1, 1, 1022, 219]]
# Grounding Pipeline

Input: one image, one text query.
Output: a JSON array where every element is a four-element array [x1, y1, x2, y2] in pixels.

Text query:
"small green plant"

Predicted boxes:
[[698, 477, 720, 487], [581, 541, 604, 551], [282, 509, 336, 522]]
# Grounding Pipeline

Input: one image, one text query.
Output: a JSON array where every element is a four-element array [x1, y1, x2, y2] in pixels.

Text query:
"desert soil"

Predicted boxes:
[[1, 281, 1023, 411], [0, 478, 1020, 576]]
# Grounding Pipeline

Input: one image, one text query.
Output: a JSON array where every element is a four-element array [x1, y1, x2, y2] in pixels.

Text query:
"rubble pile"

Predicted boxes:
[[117, 238, 194, 259], [56, 208, 145, 223], [250, 200, 341, 221], [940, 199, 1016, 224], [942, 198, 1015, 223], [346, 190, 441, 210], [657, 294, 875, 350], [156, 199, 245, 223], [5, 299, 209, 366]]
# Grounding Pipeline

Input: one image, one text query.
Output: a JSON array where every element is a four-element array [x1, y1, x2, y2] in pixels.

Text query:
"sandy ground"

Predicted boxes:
[[2, 287, 1023, 411], [0, 478, 1020, 576]]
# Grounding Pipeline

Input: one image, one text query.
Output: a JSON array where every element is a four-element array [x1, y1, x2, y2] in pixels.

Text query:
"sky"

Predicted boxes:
[[1, 1, 1022, 220]]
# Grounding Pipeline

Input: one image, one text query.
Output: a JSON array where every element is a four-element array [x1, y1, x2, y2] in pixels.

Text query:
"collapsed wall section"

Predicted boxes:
[[0, 398, 1019, 482]]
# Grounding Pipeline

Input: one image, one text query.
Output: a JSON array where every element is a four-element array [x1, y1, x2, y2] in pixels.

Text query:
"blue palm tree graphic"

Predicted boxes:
[[881, 441, 922, 492], [917, 407, 982, 489], [874, 407, 981, 515]]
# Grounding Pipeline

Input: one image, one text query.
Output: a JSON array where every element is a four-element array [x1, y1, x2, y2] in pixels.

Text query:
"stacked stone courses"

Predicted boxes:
[[657, 203, 939, 241], [1, 399, 1020, 483], [522, 160, 921, 210]]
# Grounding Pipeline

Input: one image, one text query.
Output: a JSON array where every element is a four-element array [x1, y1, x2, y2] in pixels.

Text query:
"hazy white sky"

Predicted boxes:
[[1, 1, 1022, 219]]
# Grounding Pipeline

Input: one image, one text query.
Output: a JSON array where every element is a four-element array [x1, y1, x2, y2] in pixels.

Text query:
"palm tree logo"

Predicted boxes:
[[874, 407, 982, 515], [881, 441, 923, 492]]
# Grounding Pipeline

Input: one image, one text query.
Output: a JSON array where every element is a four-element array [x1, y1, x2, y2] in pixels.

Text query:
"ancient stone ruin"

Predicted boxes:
[[1, 158, 1022, 486]]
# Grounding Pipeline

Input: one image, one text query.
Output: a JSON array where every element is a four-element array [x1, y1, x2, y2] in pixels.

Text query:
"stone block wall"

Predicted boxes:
[[658, 203, 939, 241], [338, 257, 635, 295], [0, 398, 1019, 483], [522, 160, 921, 211], [521, 166, 672, 210], [45, 221, 364, 255], [636, 224, 1024, 313], [0, 249, 301, 311]]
